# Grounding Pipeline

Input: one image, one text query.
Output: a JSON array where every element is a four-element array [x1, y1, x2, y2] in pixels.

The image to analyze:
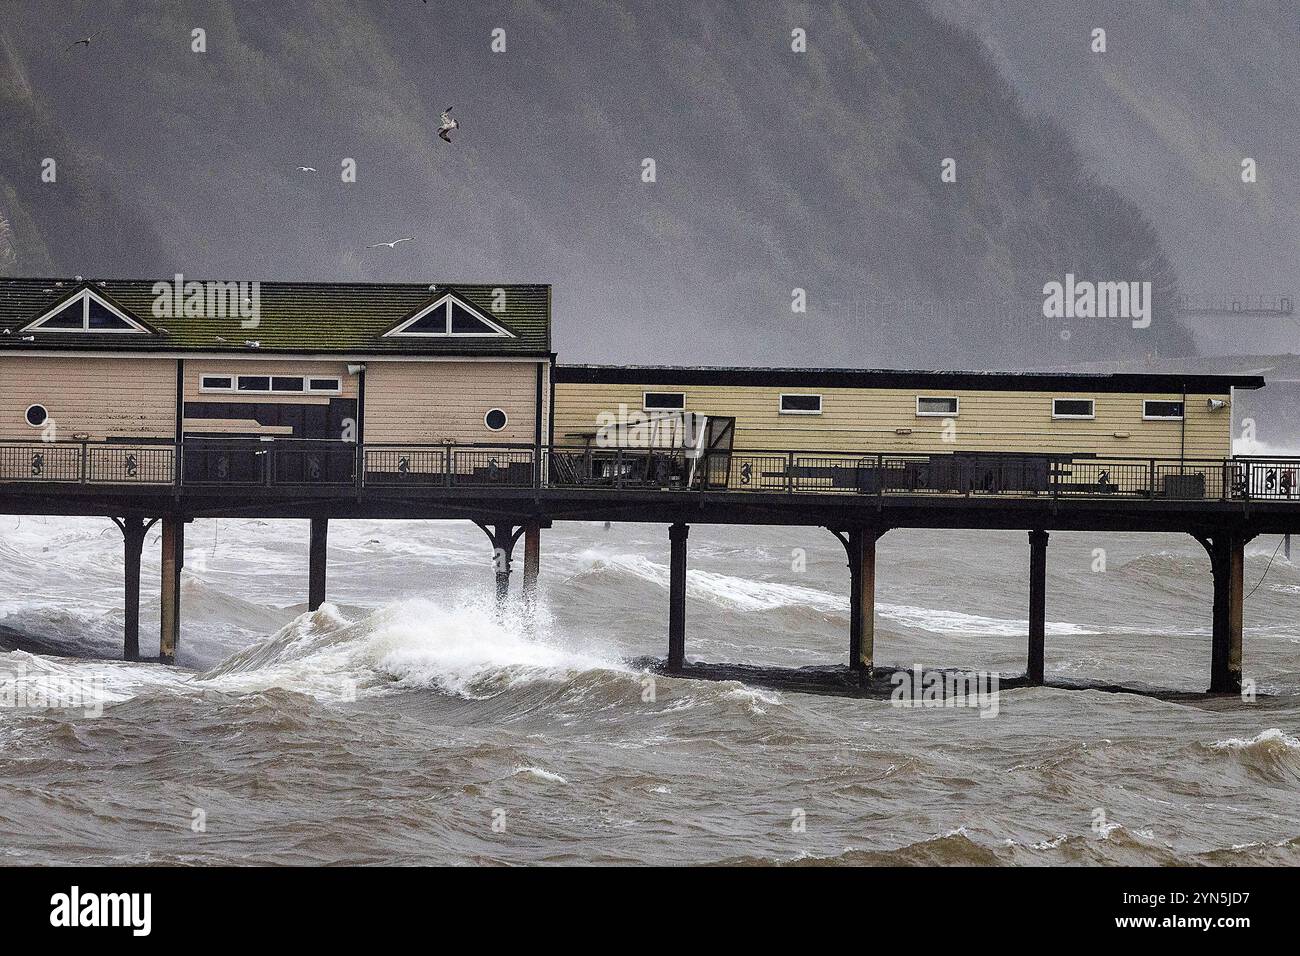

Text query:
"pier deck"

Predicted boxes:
[[2, 438, 1298, 695]]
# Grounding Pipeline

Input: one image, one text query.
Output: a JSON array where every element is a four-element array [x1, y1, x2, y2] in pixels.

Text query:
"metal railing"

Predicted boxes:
[[363, 443, 536, 488], [0, 438, 1296, 503], [0, 441, 176, 485], [181, 439, 356, 487]]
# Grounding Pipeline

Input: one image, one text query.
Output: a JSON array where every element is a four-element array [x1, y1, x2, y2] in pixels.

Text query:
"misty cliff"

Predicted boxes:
[[0, 0, 1191, 367], [933, 0, 1300, 358]]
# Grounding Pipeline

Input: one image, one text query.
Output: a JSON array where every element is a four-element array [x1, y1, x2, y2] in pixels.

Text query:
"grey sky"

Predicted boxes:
[[0, 0, 1292, 366]]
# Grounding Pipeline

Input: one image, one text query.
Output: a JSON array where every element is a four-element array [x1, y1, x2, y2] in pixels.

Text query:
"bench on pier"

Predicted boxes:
[[759, 455, 1055, 495]]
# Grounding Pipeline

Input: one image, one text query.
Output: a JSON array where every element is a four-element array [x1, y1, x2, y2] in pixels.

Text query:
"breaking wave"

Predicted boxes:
[[198, 597, 633, 701]]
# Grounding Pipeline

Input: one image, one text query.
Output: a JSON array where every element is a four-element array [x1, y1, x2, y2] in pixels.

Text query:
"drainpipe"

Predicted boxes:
[[1180, 381, 1187, 466]]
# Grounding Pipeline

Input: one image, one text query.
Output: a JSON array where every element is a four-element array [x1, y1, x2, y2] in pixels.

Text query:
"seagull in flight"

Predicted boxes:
[[438, 107, 459, 143], [366, 237, 415, 249], [295, 165, 317, 173], [64, 30, 103, 52]]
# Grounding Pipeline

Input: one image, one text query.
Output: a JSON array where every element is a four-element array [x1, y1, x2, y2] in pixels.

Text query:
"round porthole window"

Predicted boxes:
[[484, 408, 508, 431], [25, 404, 48, 428]]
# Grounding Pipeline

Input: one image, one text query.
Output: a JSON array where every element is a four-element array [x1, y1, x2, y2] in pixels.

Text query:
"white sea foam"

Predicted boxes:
[[580, 551, 1098, 636], [575, 552, 844, 612], [721, 685, 783, 714], [1211, 728, 1300, 751], [0, 648, 190, 715], [877, 603, 1093, 637], [513, 766, 568, 783], [1233, 437, 1300, 457]]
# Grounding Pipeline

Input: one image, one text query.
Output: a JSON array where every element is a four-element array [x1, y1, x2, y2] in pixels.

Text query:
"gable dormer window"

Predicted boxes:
[[383, 292, 514, 338], [25, 288, 151, 333]]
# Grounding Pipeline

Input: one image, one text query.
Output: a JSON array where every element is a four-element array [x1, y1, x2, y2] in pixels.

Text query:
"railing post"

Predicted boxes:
[[79, 440, 88, 483], [786, 451, 795, 493], [445, 446, 454, 487], [615, 449, 624, 488], [877, 454, 884, 499], [1148, 459, 1156, 498]]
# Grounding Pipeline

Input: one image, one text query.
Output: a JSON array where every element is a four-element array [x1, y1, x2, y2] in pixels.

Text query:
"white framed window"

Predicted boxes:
[[643, 391, 685, 411], [779, 393, 822, 415], [24, 404, 48, 427], [383, 292, 515, 338], [1052, 398, 1095, 419], [484, 408, 508, 431], [1143, 399, 1184, 420], [24, 289, 151, 334], [201, 374, 341, 395], [237, 375, 272, 392], [916, 396, 959, 417]]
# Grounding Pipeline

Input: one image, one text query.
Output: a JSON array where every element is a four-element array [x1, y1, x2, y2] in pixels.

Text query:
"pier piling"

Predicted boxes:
[[308, 517, 328, 611], [1027, 530, 1049, 684], [1197, 530, 1247, 694], [159, 515, 184, 664], [522, 522, 541, 608], [837, 527, 882, 678], [848, 528, 880, 676], [114, 516, 150, 662], [476, 522, 518, 606], [667, 522, 689, 670], [493, 524, 513, 604]]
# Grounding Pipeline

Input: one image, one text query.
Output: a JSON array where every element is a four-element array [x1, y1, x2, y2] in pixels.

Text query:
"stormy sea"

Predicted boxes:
[[0, 515, 1297, 866]]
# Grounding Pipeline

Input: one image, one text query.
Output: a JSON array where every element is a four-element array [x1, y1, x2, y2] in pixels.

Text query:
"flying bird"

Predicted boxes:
[[438, 107, 459, 143], [64, 30, 103, 52], [366, 237, 415, 249], [295, 165, 317, 173]]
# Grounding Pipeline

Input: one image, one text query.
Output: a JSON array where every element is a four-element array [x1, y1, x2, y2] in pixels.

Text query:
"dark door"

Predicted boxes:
[[183, 398, 357, 485]]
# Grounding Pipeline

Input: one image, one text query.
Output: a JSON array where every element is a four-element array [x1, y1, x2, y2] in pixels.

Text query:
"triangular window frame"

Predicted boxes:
[[382, 292, 515, 338], [23, 288, 154, 334]]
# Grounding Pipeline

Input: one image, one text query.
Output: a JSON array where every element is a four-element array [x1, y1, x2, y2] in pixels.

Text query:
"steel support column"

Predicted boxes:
[[1196, 530, 1247, 695], [522, 522, 541, 608], [308, 517, 328, 611], [1027, 529, 1049, 684], [159, 515, 184, 664], [668, 522, 689, 670], [115, 516, 151, 662]]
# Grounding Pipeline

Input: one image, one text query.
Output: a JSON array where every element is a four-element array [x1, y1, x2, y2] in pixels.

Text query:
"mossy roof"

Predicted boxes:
[[0, 279, 551, 355]]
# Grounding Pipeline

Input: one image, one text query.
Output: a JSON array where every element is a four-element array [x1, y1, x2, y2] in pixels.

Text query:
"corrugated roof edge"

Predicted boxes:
[[554, 365, 1266, 394]]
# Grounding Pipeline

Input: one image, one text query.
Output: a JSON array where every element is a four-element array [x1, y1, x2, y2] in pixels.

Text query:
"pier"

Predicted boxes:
[[0, 277, 1291, 697], [2, 438, 1297, 696]]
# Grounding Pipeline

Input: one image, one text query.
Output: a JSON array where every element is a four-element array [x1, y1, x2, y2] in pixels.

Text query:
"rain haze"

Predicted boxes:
[[3, 0, 1296, 370], [0, 0, 1298, 888]]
